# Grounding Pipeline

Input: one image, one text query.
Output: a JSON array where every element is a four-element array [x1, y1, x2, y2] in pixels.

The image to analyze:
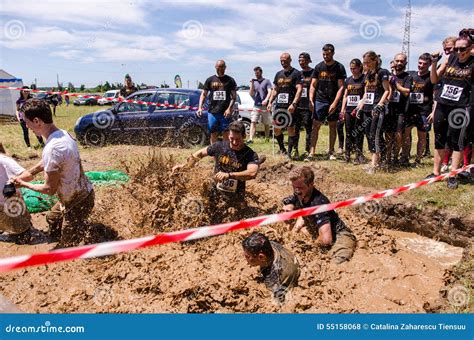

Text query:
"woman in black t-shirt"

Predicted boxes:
[[427, 37, 473, 189], [357, 51, 391, 174], [341, 58, 366, 163]]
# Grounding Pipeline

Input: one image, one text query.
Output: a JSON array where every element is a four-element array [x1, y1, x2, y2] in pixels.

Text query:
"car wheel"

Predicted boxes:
[[182, 126, 207, 148], [84, 127, 106, 147]]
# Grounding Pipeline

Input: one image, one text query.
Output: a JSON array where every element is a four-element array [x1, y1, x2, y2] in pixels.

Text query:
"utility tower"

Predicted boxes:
[[402, 0, 412, 69]]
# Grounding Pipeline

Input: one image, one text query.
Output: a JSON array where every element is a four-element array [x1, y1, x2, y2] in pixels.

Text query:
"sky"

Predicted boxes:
[[0, 0, 473, 89]]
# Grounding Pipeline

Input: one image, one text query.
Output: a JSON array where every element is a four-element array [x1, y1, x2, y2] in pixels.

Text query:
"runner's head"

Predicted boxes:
[[442, 36, 457, 55], [298, 52, 312, 69], [418, 53, 432, 73], [21, 98, 53, 135], [349, 58, 363, 77], [124, 74, 133, 87], [253, 66, 263, 79], [227, 121, 246, 150], [19, 86, 31, 99], [288, 166, 314, 202], [280, 53, 292, 69], [363, 51, 380, 72], [215, 59, 227, 76], [454, 37, 472, 62], [322, 44, 335, 63], [393, 53, 407, 73], [242, 232, 274, 267]]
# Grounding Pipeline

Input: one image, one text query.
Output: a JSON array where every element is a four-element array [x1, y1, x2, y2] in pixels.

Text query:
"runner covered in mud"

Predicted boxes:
[[172, 121, 260, 206], [0, 143, 34, 243], [242, 232, 300, 303], [282, 166, 356, 264], [12, 99, 94, 247]]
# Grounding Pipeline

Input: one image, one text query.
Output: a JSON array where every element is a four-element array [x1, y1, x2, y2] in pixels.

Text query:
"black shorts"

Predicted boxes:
[[273, 108, 301, 129], [383, 111, 405, 133], [404, 110, 431, 132]]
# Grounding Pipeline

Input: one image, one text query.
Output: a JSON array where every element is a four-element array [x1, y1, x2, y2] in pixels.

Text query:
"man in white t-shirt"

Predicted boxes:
[[12, 99, 94, 247], [0, 144, 33, 242]]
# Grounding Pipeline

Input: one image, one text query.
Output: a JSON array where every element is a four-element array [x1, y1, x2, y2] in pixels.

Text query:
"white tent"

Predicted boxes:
[[0, 69, 23, 120]]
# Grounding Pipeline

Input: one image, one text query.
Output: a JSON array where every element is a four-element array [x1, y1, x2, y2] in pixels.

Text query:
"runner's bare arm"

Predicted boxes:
[[13, 170, 60, 196], [309, 78, 318, 104], [267, 87, 277, 111], [262, 85, 272, 106], [23, 160, 44, 177], [380, 80, 391, 105], [396, 82, 410, 97], [217, 163, 259, 181], [341, 88, 348, 115], [172, 147, 208, 172], [224, 90, 237, 117], [429, 55, 446, 84], [289, 84, 303, 113], [316, 223, 332, 246], [197, 90, 208, 117], [329, 79, 345, 113]]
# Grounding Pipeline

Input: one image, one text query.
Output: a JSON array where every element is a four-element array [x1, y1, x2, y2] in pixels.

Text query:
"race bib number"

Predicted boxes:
[[390, 91, 400, 103], [347, 95, 360, 107], [277, 93, 289, 104], [216, 178, 238, 193], [213, 91, 226, 101], [301, 88, 308, 98], [440, 85, 463, 102], [410, 92, 424, 104], [365, 93, 374, 105]]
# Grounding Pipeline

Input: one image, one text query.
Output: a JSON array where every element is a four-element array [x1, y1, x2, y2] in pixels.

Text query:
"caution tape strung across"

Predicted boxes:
[[0, 165, 472, 273], [0, 85, 266, 113]]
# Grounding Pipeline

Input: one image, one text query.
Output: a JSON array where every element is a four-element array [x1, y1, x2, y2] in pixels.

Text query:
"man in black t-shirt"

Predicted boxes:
[[294, 52, 314, 159], [198, 60, 238, 144], [308, 44, 347, 161], [119, 74, 139, 98], [242, 232, 300, 304], [386, 53, 411, 167], [172, 121, 260, 205], [403, 53, 435, 165], [267, 53, 302, 158], [282, 166, 356, 264]]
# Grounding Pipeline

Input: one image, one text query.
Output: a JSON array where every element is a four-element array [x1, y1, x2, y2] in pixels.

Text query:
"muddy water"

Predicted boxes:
[[0, 156, 469, 313]]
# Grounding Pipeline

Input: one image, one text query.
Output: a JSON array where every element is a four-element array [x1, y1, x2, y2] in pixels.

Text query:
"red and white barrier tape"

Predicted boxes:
[[0, 85, 267, 113], [0, 165, 471, 273]]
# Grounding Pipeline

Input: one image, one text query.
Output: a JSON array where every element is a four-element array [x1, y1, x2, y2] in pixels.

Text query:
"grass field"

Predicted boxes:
[[1, 103, 472, 214]]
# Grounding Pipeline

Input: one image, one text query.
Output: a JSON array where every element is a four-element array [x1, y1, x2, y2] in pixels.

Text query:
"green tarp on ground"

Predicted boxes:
[[20, 170, 129, 213]]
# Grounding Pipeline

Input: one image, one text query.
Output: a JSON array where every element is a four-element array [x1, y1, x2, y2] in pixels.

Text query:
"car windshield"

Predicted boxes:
[[105, 93, 115, 98]]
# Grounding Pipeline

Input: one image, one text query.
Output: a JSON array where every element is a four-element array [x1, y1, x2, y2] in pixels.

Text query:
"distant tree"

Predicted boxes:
[[67, 82, 75, 92], [57, 83, 63, 91], [160, 82, 169, 88], [80, 84, 85, 92], [103, 81, 111, 92]]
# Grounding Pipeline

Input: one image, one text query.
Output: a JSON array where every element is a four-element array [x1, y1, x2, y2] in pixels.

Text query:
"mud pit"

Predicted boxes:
[[0, 152, 470, 313]]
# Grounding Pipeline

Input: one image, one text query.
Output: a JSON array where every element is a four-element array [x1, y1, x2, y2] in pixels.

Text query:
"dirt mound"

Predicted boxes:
[[0, 153, 470, 313]]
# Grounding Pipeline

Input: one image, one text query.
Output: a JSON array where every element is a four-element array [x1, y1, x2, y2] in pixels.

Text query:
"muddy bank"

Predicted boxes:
[[0, 155, 470, 313]]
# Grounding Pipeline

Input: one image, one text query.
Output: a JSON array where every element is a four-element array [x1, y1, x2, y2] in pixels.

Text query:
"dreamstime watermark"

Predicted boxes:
[[92, 111, 116, 129], [448, 108, 470, 130], [359, 20, 382, 40], [447, 285, 470, 307], [3, 197, 27, 218], [358, 201, 382, 218], [5, 321, 85, 334], [272, 109, 293, 129], [93, 286, 115, 306], [4, 20, 26, 40], [178, 197, 204, 217], [181, 20, 204, 40]]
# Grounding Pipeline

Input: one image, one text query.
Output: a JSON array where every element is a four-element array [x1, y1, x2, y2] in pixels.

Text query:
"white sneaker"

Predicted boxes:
[[441, 164, 449, 173], [329, 154, 337, 161]]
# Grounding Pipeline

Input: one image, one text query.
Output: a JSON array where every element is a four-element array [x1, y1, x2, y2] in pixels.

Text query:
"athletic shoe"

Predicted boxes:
[[336, 148, 344, 155], [457, 171, 471, 184], [440, 164, 449, 173], [424, 173, 436, 180], [365, 166, 376, 175], [447, 177, 458, 189], [290, 149, 299, 161], [304, 154, 316, 162], [329, 154, 337, 161]]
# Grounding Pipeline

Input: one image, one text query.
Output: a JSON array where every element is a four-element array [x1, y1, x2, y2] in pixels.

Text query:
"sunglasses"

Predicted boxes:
[[454, 47, 468, 53]]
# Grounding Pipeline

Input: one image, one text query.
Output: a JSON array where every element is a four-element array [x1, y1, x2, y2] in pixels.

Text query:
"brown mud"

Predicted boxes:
[[0, 152, 471, 313]]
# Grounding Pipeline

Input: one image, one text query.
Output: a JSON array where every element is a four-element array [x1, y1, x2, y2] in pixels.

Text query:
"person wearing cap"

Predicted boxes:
[[119, 74, 138, 98], [16, 87, 44, 149], [308, 44, 347, 161], [282, 166, 356, 264], [294, 52, 314, 159]]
